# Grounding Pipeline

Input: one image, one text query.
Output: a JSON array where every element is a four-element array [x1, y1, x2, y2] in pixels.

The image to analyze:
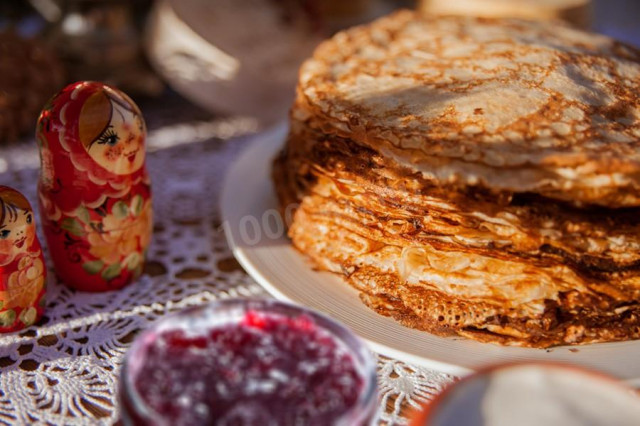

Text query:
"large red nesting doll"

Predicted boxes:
[[0, 186, 46, 331], [36, 81, 152, 292]]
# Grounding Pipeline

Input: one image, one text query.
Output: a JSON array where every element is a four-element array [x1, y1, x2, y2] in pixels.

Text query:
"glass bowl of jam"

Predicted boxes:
[[119, 298, 378, 425]]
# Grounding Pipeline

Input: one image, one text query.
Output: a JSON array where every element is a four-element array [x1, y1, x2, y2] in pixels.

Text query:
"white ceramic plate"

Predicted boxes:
[[221, 123, 640, 385]]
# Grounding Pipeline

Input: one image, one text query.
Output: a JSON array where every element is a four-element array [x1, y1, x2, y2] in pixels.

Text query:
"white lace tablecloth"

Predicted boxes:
[[0, 95, 455, 425]]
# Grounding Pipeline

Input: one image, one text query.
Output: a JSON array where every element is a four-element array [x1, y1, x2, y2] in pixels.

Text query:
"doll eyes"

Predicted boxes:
[[26, 214, 32, 224], [97, 128, 120, 146], [0, 230, 9, 239]]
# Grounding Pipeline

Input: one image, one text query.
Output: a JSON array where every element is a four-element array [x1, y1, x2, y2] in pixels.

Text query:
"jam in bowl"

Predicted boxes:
[[119, 299, 378, 425]]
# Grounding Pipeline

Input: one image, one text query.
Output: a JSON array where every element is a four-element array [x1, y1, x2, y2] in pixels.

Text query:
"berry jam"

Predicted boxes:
[[121, 301, 376, 426]]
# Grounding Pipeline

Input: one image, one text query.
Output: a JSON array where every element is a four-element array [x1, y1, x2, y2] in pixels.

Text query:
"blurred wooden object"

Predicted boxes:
[[35, 0, 163, 97], [418, 0, 592, 29], [0, 31, 64, 143]]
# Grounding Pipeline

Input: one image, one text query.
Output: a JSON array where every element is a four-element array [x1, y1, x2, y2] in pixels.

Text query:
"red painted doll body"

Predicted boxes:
[[36, 82, 152, 292], [0, 186, 46, 331]]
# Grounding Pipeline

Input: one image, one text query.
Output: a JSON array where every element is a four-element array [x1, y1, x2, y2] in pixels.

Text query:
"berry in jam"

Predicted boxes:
[[120, 300, 377, 426]]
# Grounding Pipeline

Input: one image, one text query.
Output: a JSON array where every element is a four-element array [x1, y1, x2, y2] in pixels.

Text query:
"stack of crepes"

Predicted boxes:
[[273, 10, 640, 347]]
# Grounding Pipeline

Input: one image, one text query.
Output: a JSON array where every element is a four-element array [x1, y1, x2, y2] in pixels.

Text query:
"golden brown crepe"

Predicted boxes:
[[273, 10, 640, 347]]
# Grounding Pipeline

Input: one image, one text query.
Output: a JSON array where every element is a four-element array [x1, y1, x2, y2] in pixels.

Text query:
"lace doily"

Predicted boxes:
[[0, 96, 455, 425]]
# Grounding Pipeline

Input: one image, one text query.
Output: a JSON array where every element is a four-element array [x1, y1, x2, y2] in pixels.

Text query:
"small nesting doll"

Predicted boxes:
[[36, 81, 152, 292], [0, 186, 46, 331]]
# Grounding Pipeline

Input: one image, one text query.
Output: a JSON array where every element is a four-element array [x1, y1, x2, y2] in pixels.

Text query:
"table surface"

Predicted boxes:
[[0, 95, 454, 425]]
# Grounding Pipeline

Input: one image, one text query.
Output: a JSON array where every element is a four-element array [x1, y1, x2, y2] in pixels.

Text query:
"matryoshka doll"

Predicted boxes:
[[36, 81, 152, 292], [0, 186, 46, 331]]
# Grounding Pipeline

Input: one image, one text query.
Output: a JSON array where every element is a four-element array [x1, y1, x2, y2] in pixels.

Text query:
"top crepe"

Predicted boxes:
[[295, 10, 640, 207]]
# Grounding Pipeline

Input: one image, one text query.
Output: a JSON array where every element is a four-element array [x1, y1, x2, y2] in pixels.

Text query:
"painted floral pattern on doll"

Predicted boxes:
[[37, 82, 152, 292], [0, 186, 46, 331]]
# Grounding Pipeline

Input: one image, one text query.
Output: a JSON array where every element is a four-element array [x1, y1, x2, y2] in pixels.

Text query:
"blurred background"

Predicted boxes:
[[0, 0, 638, 143]]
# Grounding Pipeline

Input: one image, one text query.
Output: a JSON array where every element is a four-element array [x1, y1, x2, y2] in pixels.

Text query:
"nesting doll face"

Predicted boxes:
[[78, 88, 146, 176], [0, 188, 36, 266]]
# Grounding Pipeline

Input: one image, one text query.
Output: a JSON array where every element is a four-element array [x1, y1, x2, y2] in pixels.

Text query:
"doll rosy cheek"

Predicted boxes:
[[25, 226, 36, 243], [105, 145, 124, 161], [0, 239, 13, 254]]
